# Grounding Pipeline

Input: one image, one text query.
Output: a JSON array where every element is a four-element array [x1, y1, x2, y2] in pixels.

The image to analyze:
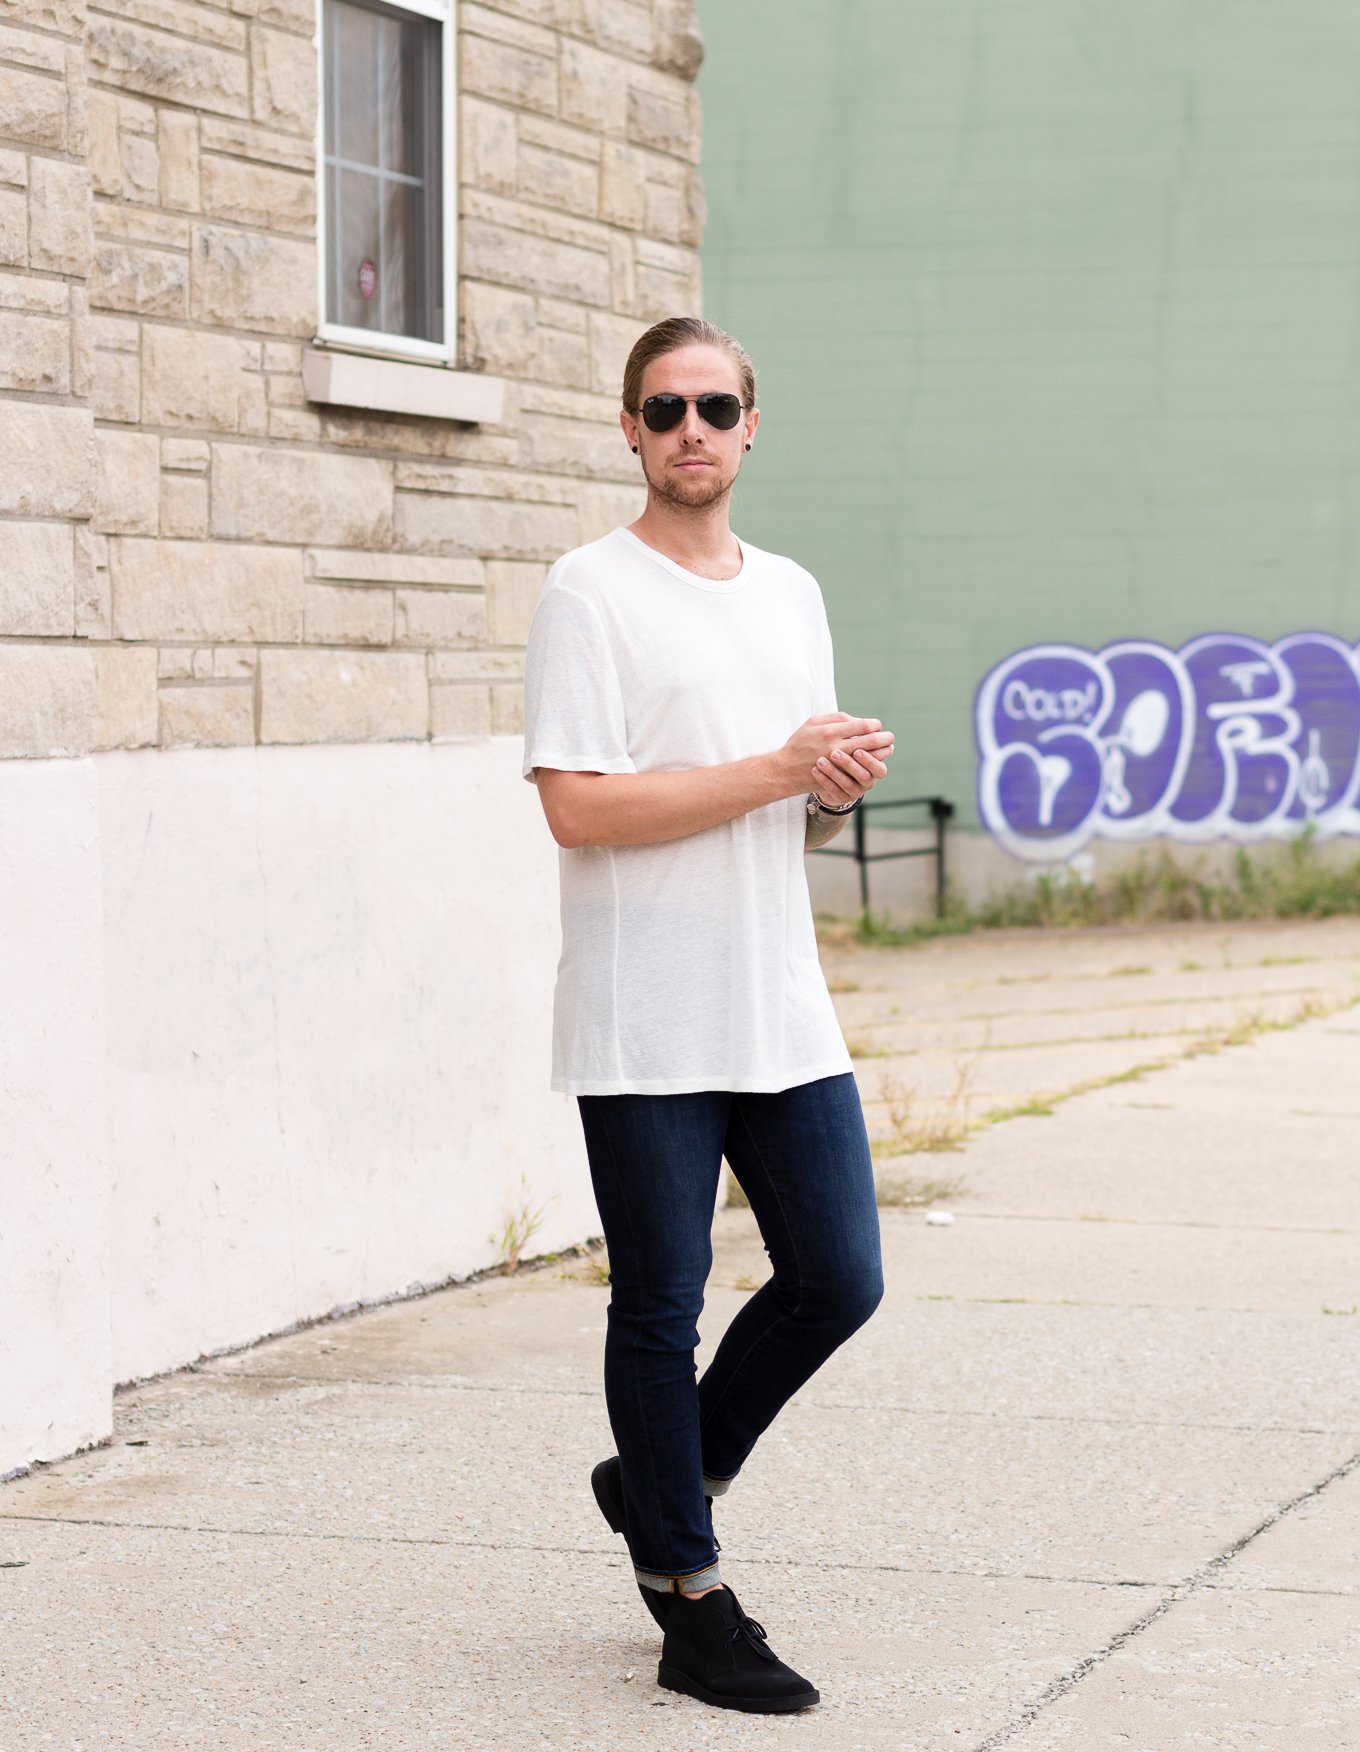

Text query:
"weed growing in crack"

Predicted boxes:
[[1186, 994, 1348, 1058], [983, 1095, 1059, 1123], [848, 1037, 898, 1059], [872, 1059, 978, 1157], [875, 1172, 966, 1208], [982, 1059, 1170, 1124], [488, 1173, 550, 1276], [725, 1168, 750, 1210], [557, 1242, 610, 1286]]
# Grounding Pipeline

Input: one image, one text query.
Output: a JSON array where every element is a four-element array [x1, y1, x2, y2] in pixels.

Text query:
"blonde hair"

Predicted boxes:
[[622, 316, 756, 412]]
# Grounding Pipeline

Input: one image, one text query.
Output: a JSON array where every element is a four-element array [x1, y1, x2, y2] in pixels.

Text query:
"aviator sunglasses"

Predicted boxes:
[[638, 392, 746, 433]]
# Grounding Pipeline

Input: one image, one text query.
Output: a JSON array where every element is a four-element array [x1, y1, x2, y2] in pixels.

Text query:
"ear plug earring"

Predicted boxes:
[[744, 442, 752, 451], [632, 444, 639, 453]]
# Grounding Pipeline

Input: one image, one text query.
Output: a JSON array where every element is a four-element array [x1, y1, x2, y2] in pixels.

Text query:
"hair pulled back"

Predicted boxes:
[[621, 316, 756, 413]]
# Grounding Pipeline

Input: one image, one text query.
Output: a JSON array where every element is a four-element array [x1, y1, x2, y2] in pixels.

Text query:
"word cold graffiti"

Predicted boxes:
[[975, 634, 1360, 862]]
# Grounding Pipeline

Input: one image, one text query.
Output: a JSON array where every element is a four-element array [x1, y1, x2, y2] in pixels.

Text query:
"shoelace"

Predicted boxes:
[[723, 1613, 777, 1662]]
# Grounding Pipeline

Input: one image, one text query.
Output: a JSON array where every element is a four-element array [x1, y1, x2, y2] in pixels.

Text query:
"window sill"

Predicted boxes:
[[302, 347, 506, 424]]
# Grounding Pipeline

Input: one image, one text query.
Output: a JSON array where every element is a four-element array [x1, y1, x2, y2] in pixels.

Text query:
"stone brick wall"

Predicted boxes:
[[0, 0, 704, 758]]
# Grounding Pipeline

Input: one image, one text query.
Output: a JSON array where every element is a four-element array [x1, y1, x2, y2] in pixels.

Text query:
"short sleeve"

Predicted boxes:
[[522, 585, 637, 785], [816, 608, 839, 716]]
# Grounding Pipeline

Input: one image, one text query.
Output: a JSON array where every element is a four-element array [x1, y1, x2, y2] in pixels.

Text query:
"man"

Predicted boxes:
[[521, 316, 895, 1714]]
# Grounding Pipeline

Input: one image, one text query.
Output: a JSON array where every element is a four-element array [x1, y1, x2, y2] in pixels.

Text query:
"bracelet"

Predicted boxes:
[[809, 791, 861, 815]]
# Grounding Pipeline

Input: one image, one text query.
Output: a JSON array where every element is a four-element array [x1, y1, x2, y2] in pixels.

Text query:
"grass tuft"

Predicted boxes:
[[847, 1036, 898, 1059], [875, 1172, 966, 1208], [488, 1173, 550, 1276], [842, 831, 1360, 947], [1185, 994, 1338, 1058], [871, 1061, 978, 1157], [983, 1095, 1059, 1122], [556, 1241, 610, 1286]]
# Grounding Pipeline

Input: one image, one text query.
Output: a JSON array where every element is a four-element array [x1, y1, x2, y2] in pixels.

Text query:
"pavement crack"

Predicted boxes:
[[3, 1513, 1351, 1603], [110, 1373, 1360, 1440], [957, 1210, 1358, 1236], [791, 1400, 1357, 1438], [182, 1372, 601, 1398], [968, 1442, 1360, 1751]]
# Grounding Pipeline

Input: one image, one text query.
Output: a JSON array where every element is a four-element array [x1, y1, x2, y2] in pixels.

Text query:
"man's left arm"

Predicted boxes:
[[805, 805, 853, 850], [803, 736, 895, 850]]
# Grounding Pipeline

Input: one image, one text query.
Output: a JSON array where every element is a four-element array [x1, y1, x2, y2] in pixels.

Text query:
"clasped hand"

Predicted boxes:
[[786, 712, 896, 810]]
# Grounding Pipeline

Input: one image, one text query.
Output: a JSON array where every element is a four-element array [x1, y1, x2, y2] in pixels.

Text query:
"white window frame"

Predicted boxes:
[[314, 0, 457, 366]]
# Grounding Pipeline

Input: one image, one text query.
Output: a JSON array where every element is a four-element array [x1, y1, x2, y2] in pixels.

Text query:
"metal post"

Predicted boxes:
[[929, 797, 954, 918], [855, 802, 868, 915], [937, 810, 945, 917]]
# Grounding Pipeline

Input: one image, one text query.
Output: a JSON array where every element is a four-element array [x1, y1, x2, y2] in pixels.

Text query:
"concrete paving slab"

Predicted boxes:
[[199, 1274, 610, 1396], [1, 1373, 617, 1552], [0, 1516, 1163, 1751], [855, 1033, 1207, 1128], [819, 918, 1360, 1000], [847, 981, 1350, 1044], [742, 1285, 1360, 1436], [944, 1014, 1360, 1232], [870, 1208, 1358, 1315], [995, 1587, 1360, 1751], [720, 1401, 1352, 1589]]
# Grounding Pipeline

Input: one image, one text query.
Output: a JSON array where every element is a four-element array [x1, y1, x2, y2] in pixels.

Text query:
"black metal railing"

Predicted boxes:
[[809, 794, 955, 918]]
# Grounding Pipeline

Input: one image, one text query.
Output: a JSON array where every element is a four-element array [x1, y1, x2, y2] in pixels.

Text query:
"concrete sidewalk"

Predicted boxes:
[[3, 922, 1359, 1749]]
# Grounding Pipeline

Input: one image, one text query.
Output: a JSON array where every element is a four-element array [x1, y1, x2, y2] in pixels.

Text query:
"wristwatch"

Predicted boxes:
[[806, 791, 861, 817]]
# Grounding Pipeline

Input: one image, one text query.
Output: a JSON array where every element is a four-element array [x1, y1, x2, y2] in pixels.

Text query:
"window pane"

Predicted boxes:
[[382, 175, 411, 336], [332, 2, 378, 168], [324, 0, 441, 344], [334, 166, 381, 331], [379, 16, 416, 178]]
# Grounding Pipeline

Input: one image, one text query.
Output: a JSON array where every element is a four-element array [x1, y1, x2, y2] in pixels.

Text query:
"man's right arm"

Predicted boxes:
[[534, 715, 892, 849], [536, 757, 787, 849]]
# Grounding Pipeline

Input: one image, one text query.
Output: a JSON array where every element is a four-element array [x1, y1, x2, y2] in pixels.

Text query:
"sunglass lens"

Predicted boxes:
[[639, 394, 745, 432], [641, 395, 686, 432], [697, 393, 743, 429]]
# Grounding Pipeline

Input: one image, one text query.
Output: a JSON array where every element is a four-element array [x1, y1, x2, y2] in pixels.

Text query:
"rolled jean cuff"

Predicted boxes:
[[635, 1559, 722, 1595], [702, 1472, 735, 1498]]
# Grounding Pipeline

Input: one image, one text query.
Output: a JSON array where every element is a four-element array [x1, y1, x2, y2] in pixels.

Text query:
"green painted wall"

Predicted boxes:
[[698, 2, 1360, 827]]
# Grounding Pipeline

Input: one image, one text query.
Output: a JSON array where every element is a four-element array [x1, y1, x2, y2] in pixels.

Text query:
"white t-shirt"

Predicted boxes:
[[521, 525, 855, 1097]]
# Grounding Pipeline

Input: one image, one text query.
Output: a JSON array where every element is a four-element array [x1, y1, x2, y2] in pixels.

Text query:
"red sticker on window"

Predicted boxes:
[[358, 258, 377, 299]]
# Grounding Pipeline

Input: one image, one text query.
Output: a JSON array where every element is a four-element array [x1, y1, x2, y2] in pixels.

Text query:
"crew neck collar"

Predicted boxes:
[[615, 525, 748, 592]]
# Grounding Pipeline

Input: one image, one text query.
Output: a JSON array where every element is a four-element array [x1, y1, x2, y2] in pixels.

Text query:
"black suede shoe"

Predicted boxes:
[[657, 1585, 819, 1714], [590, 1457, 670, 1631]]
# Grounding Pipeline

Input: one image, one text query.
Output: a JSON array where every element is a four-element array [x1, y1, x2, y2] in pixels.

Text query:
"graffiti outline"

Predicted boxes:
[[975, 632, 1360, 861]]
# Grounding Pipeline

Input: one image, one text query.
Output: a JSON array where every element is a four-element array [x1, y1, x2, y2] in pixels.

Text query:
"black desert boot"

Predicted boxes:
[[657, 1585, 819, 1714], [590, 1457, 670, 1631]]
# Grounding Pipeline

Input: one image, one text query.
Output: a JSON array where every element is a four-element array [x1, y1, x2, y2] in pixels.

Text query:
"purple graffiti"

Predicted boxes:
[[976, 634, 1360, 861]]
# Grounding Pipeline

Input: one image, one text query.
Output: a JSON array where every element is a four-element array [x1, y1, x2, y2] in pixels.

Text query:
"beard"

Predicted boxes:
[[642, 456, 736, 511]]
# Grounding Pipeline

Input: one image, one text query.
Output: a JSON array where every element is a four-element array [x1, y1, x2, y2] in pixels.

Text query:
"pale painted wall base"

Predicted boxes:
[[806, 819, 1360, 925], [0, 739, 592, 1479]]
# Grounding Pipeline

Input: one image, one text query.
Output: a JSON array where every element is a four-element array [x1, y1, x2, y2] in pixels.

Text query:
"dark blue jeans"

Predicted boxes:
[[576, 1071, 883, 1594]]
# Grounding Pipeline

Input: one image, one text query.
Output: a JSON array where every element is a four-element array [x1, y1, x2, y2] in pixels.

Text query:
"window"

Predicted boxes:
[[318, 0, 453, 362]]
